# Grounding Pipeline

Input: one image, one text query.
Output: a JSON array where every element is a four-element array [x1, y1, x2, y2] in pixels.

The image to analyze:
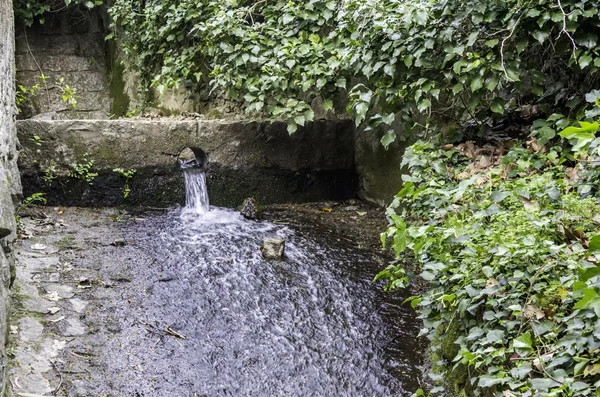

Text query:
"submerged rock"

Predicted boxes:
[[261, 238, 285, 260], [240, 197, 262, 220]]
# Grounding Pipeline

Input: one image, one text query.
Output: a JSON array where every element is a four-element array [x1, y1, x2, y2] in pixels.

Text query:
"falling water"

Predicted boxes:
[[183, 168, 210, 213]]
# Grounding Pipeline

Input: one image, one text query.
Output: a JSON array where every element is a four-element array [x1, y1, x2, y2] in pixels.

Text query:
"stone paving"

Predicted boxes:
[[8, 207, 127, 397]]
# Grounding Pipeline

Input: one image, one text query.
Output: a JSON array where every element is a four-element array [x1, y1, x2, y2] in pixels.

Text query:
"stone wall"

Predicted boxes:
[[17, 119, 356, 208], [15, 7, 111, 119], [0, 0, 22, 392], [355, 128, 409, 207]]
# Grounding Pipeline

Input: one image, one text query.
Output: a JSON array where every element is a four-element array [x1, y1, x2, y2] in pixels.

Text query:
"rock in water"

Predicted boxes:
[[261, 238, 285, 260], [240, 197, 262, 220]]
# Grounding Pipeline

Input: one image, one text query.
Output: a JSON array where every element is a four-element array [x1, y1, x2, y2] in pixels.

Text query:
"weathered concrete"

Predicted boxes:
[[354, 129, 409, 207], [1, 0, 23, 393], [17, 119, 357, 208]]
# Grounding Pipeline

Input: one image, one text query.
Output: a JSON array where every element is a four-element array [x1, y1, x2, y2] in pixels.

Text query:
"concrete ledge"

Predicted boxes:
[[17, 119, 357, 208]]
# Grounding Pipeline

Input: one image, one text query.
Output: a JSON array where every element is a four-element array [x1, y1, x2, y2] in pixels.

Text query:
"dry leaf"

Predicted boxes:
[[356, 211, 367, 217], [519, 196, 538, 210], [321, 208, 333, 213], [46, 291, 61, 301], [486, 279, 500, 288], [524, 304, 545, 320]]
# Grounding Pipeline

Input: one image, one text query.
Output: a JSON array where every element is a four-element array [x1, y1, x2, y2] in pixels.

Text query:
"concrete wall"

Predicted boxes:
[[0, 0, 22, 392], [15, 7, 111, 119], [355, 129, 409, 207], [17, 119, 357, 208]]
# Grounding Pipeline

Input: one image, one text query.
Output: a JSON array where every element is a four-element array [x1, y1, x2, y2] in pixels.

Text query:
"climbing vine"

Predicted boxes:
[[378, 95, 600, 395], [13, 0, 101, 26], [110, 0, 600, 139]]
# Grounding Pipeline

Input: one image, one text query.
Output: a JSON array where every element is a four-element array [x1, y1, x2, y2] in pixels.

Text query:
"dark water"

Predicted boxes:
[[101, 205, 425, 396]]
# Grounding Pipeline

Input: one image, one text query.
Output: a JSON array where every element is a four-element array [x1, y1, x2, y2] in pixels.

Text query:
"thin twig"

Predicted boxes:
[[23, 27, 51, 107], [557, 0, 577, 51], [51, 360, 64, 395], [500, 13, 523, 81]]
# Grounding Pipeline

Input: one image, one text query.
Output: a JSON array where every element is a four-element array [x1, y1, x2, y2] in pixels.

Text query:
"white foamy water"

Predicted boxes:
[[183, 168, 209, 213]]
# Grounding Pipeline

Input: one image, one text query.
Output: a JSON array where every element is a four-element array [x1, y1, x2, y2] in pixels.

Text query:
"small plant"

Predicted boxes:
[[56, 77, 78, 110], [69, 153, 98, 185], [113, 168, 137, 199], [30, 135, 43, 147], [42, 160, 57, 186], [16, 192, 47, 225]]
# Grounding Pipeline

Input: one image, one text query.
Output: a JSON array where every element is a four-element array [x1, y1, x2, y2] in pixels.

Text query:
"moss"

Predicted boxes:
[[430, 319, 494, 397], [106, 39, 131, 118], [109, 61, 130, 118]]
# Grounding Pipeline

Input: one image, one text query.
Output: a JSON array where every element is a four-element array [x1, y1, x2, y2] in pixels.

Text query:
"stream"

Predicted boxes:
[[8, 168, 425, 396]]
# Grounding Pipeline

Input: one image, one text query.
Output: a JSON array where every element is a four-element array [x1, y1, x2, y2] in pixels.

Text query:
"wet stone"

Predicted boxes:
[[261, 238, 285, 260], [240, 197, 263, 220], [19, 318, 43, 342], [44, 284, 74, 299], [70, 298, 88, 313], [63, 317, 86, 336]]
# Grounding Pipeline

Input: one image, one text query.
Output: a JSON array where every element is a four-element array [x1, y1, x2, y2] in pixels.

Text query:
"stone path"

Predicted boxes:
[[8, 207, 130, 397]]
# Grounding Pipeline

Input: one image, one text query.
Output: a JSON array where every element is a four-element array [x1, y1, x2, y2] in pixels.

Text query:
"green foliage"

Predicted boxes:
[[113, 168, 136, 199], [16, 193, 47, 224], [17, 74, 79, 114], [13, 0, 101, 27], [110, 0, 600, 140], [42, 160, 57, 186], [69, 153, 98, 185], [378, 101, 600, 394]]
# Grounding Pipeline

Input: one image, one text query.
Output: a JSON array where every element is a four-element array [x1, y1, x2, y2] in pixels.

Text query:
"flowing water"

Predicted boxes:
[[183, 168, 210, 213], [73, 171, 425, 395]]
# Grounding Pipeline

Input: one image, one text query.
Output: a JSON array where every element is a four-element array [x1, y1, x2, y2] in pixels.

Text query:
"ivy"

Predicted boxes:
[[378, 98, 600, 395], [110, 0, 600, 141], [13, 0, 101, 27]]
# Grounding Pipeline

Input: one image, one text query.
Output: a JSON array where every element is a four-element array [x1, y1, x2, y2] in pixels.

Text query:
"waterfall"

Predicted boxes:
[[183, 168, 209, 213]]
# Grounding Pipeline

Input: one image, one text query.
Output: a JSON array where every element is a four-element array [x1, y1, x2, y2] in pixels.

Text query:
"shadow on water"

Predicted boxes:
[[102, 204, 426, 396]]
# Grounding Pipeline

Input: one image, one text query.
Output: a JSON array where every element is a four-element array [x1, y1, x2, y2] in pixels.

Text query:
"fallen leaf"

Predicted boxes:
[[30, 243, 47, 251], [46, 291, 61, 301], [356, 211, 367, 217], [321, 208, 333, 213], [48, 307, 61, 315], [486, 279, 500, 288], [519, 196, 539, 210], [524, 304, 545, 320]]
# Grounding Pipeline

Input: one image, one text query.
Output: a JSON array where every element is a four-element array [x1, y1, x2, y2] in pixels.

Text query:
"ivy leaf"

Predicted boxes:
[[485, 76, 500, 92], [282, 14, 294, 25], [589, 235, 600, 253], [580, 54, 593, 69], [531, 28, 550, 44], [323, 99, 333, 111], [417, 99, 431, 113], [294, 115, 306, 127], [478, 375, 507, 388], [490, 98, 505, 115], [530, 378, 560, 391], [513, 332, 533, 356], [287, 121, 298, 135], [380, 130, 396, 149], [470, 76, 483, 92]]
